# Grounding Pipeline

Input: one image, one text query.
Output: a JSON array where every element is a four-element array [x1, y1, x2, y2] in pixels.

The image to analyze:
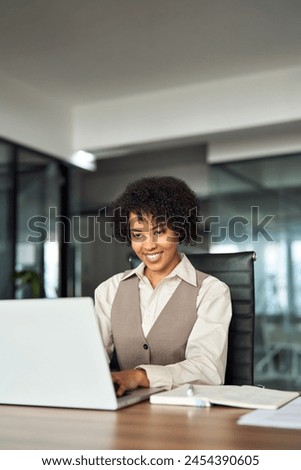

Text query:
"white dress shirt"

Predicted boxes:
[[94, 254, 232, 390]]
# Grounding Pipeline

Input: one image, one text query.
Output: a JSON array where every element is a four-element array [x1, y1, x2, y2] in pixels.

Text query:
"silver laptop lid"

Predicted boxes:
[[0, 297, 120, 410]]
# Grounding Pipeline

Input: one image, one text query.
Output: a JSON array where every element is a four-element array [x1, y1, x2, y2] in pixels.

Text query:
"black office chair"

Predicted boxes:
[[129, 251, 256, 386]]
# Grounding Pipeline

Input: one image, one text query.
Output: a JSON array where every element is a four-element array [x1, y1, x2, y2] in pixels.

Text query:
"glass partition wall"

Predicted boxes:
[[15, 150, 62, 298], [0, 139, 80, 299], [0, 142, 16, 299], [208, 154, 301, 390]]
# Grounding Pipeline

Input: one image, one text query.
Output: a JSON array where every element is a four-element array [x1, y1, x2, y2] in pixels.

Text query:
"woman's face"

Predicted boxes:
[[129, 212, 181, 284]]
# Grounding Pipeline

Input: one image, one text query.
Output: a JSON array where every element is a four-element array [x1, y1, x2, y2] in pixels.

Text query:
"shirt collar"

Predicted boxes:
[[121, 260, 145, 281], [122, 253, 197, 286]]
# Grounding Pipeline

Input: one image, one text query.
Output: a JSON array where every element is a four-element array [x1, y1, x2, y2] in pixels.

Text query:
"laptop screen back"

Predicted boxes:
[[0, 297, 119, 410]]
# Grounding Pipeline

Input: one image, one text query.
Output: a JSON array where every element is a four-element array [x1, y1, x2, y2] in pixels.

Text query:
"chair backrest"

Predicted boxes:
[[129, 251, 256, 385]]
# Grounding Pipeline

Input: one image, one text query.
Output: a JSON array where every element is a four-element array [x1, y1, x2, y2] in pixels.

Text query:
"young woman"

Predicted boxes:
[[94, 176, 232, 396]]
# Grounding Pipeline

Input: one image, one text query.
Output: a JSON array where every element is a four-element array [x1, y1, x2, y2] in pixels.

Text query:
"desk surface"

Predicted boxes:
[[0, 402, 300, 450]]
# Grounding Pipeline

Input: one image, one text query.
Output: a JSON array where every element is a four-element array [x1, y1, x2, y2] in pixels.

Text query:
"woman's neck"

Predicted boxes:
[[144, 253, 181, 288]]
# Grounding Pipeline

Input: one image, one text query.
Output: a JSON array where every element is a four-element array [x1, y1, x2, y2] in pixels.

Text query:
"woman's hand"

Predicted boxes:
[[111, 368, 149, 397]]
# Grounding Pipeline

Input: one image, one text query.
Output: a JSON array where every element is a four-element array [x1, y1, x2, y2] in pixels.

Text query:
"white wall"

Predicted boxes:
[[208, 122, 301, 164], [0, 72, 72, 160], [1, 65, 301, 163], [73, 66, 301, 160]]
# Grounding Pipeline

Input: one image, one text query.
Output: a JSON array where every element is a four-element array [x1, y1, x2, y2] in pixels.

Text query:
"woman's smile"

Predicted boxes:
[[144, 252, 163, 262]]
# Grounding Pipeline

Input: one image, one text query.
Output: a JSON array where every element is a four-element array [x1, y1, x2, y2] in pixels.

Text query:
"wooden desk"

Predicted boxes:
[[1, 402, 301, 450]]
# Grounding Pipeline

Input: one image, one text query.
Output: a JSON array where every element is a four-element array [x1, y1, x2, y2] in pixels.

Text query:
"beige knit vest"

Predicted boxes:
[[111, 270, 208, 370]]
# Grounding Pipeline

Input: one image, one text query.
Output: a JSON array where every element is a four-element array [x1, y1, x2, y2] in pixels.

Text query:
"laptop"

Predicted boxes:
[[0, 297, 163, 410]]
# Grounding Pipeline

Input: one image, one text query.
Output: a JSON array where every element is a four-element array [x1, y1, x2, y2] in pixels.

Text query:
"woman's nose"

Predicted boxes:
[[143, 233, 157, 249]]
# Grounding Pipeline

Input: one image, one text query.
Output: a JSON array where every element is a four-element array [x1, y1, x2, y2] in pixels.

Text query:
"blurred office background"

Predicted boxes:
[[1, 1, 301, 391]]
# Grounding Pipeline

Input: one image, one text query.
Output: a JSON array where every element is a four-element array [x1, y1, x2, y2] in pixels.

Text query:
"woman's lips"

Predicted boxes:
[[144, 252, 163, 262]]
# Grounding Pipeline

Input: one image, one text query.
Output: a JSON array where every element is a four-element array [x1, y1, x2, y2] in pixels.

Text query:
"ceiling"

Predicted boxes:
[[1, 0, 301, 106]]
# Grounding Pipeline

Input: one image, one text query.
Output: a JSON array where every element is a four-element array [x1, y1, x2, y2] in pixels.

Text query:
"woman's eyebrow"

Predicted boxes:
[[129, 221, 166, 231], [130, 226, 149, 233], [151, 222, 166, 230]]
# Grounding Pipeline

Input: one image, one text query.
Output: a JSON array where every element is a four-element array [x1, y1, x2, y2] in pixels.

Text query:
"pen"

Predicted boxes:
[[186, 385, 195, 396], [186, 384, 211, 407]]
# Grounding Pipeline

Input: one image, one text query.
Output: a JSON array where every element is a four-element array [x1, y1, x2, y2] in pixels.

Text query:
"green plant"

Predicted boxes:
[[13, 270, 42, 298]]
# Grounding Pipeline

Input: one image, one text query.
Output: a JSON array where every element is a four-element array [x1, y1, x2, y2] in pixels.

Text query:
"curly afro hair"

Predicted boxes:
[[110, 176, 199, 245]]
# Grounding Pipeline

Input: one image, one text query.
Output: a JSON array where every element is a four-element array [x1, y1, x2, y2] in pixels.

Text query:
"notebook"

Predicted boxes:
[[150, 384, 300, 409], [0, 297, 162, 410]]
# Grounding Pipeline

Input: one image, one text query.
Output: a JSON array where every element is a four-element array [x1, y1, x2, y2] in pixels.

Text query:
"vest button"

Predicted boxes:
[[143, 343, 149, 350]]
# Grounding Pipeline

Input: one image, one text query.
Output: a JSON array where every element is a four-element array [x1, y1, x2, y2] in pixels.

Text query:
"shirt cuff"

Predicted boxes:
[[136, 364, 173, 390]]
